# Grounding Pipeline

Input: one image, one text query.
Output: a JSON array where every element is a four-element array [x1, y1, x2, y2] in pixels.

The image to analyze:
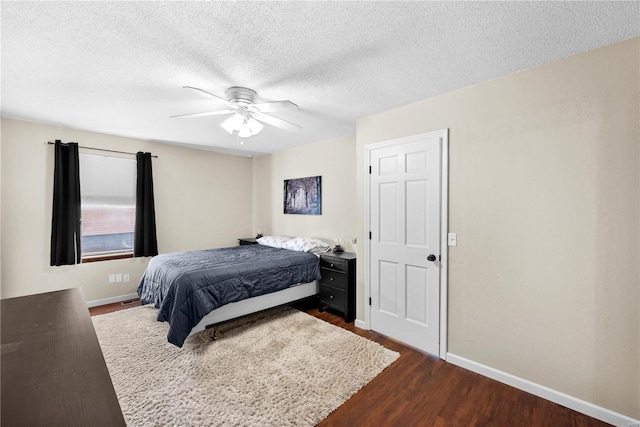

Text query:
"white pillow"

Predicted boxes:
[[256, 236, 292, 249], [282, 237, 330, 253]]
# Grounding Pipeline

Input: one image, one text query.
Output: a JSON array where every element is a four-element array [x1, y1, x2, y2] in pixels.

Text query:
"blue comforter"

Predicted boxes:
[[137, 245, 321, 347]]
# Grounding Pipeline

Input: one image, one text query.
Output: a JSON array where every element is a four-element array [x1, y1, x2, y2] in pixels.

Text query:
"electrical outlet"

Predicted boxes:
[[123, 273, 130, 282], [115, 273, 123, 283], [350, 237, 357, 244], [108, 274, 116, 283]]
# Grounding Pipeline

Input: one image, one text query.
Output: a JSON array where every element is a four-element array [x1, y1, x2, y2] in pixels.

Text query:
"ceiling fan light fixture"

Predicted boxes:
[[220, 114, 243, 135], [238, 126, 252, 138], [247, 118, 263, 135], [221, 112, 264, 138]]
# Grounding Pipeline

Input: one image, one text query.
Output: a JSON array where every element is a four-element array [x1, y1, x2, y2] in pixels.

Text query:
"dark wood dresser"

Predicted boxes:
[[1, 288, 126, 426], [318, 251, 356, 322]]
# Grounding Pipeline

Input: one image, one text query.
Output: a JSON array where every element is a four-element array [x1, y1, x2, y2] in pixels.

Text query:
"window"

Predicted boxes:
[[79, 153, 136, 261]]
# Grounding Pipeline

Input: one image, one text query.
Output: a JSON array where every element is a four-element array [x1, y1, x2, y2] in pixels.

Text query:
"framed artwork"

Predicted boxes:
[[283, 176, 322, 215]]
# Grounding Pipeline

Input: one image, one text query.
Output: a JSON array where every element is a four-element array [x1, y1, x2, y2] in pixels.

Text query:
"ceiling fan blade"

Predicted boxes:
[[252, 100, 299, 113], [182, 86, 236, 108], [170, 109, 235, 119], [253, 111, 302, 132]]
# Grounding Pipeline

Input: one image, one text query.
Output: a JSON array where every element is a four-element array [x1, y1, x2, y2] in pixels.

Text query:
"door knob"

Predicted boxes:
[[427, 254, 437, 262]]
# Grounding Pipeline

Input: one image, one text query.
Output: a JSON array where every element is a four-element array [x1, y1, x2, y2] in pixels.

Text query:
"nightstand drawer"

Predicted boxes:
[[320, 268, 347, 291], [320, 257, 347, 272], [238, 238, 258, 245], [319, 285, 346, 310]]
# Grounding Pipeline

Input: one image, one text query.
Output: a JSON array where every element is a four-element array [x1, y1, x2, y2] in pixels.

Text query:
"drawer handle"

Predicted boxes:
[[330, 277, 334, 281], [329, 295, 334, 299], [330, 263, 334, 268]]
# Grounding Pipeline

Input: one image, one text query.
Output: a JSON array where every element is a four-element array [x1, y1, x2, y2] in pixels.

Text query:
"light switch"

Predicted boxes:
[[115, 273, 123, 283], [108, 274, 116, 283], [448, 233, 457, 247], [123, 273, 130, 282]]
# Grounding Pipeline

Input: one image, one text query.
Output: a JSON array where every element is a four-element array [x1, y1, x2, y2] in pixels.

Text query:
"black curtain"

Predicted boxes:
[[134, 152, 158, 257], [50, 140, 81, 266]]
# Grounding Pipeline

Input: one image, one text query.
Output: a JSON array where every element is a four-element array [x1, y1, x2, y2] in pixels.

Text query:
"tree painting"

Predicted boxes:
[[283, 176, 321, 215]]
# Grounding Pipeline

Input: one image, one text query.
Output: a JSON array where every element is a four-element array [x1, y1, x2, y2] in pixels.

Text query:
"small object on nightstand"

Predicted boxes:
[[318, 252, 356, 322], [332, 236, 344, 253], [255, 227, 263, 239]]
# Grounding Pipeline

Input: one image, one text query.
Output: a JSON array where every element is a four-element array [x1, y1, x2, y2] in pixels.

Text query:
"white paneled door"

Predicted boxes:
[[369, 132, 442, 355]]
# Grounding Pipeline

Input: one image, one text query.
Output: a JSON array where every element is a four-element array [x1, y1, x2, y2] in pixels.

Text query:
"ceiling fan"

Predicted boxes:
[[171, 86, 302, 140]]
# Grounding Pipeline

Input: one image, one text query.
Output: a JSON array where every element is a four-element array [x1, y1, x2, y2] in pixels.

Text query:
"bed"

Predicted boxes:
[[137, 243, 322, 347]]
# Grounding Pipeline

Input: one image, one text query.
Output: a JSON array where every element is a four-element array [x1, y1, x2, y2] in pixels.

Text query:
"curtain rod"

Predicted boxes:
[[47, 141, 158, 158]]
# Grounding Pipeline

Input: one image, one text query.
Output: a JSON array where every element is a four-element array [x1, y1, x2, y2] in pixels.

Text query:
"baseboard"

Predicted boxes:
[[354, 319, 368, 330], [86, 293, 139, 308], [446, 353, 639, 427]]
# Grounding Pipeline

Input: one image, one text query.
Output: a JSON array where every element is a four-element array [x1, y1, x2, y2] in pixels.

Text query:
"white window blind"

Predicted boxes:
[[79, 153, 136, 257], [80, 153, 136, 205]]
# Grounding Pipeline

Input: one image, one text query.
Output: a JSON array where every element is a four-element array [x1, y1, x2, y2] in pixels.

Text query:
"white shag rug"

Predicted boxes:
[[92, 305, 399, 427]]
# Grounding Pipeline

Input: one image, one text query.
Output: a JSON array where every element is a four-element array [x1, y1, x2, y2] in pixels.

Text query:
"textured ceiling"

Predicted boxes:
[[2, 2, 638, 157]]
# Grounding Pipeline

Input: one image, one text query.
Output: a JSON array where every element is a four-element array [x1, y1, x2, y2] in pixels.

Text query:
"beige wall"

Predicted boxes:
[[1, 118, 253, 302], [356, 38, 639, 418], [252, 134, 357, 249]]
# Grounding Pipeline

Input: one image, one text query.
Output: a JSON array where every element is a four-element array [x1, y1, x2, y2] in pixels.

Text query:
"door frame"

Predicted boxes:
[[364, 129, 449, 359]]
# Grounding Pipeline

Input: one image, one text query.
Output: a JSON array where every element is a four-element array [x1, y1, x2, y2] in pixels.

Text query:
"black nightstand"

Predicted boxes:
[[318, 252, 356, 322], [238, 238, 259, 246]]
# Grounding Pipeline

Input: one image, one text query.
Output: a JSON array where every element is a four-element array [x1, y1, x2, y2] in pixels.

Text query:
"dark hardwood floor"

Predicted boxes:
[[89, 300, 610, 427]]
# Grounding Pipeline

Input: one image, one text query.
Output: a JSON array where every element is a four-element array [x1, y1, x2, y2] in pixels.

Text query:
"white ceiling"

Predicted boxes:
[[2, 2, 638, 157]]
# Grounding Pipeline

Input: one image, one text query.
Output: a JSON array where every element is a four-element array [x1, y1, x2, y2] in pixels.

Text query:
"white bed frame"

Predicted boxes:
[[188, 281, 319, 337]]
